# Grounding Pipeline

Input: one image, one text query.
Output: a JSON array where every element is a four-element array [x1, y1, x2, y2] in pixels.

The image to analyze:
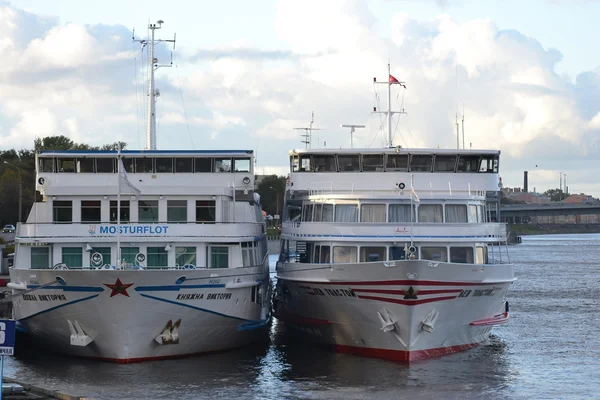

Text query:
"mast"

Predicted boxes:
[[133, 20, 176, 150], [373, 63, 406, 147]]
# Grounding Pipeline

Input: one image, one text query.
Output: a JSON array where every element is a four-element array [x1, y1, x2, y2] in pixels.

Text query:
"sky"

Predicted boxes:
[[2, 0, 600, 196]]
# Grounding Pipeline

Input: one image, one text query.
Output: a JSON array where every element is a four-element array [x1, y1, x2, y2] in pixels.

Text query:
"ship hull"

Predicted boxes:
[[274, 259, 514, 362], [10, 265, 271, 363]]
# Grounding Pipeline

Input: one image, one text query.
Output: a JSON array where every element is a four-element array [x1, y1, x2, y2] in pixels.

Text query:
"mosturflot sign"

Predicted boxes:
[[88, 225, 169, 235]]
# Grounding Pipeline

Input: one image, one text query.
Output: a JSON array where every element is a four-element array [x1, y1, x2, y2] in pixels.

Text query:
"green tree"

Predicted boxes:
[[543, 188, 568, 202], [256, 175, 286, 219]]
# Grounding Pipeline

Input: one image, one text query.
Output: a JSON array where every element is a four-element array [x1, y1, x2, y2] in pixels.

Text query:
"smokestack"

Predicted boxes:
[[524, 171, 529, 192]]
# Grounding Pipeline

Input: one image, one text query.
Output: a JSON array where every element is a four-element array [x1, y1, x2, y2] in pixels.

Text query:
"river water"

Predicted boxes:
[[4, 234, 600, 399]]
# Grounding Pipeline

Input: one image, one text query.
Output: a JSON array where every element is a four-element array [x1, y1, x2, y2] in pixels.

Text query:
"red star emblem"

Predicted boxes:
[[104, 278, 134, 298]]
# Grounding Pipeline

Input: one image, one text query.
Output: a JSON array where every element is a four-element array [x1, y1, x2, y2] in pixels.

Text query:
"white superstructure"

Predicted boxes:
[[274, 67, 514, 362], [7, 21, 271, 363]]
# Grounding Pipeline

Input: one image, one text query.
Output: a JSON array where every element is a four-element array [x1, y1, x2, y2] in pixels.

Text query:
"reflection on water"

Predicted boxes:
[[5, 234, 600, 399]]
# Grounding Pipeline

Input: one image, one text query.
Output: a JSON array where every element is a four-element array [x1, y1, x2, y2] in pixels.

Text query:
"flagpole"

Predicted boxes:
[[410, 173, 414, 248], [388, 62, 392, 148], [117, 145, 121, 269]]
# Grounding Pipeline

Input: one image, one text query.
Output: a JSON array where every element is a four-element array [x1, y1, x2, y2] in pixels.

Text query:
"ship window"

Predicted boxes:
[[135, 158, 154, 173], [468, 205, 478, 223], [360, 246, 386, 262], [147, 247, 168, 268], [233, 158, 251, 172], [335, 204, 358, 222], [175, 158, 193, 173], [291, 155, 299, 172], [156, 158, 173, 173], [40, 158, 55, 173], [360, 204, 386, 223], [57, 158, 76, 173], [450, 247, 474, 263], [421, 247, 448, 262], [214, 158, 232, 172], [110, 200, 130, 223], [445, 205, 468, 223], [389, 204, 414, 222], [434, 155, 457, 172], [299, 155, 311, 172], [196, 200, 216, 223], [479, 155, 498, 173], [91, 247, 111, 266], [167, 200, 188, 223], [120, 247, 139, 267], [389, 246, 407, 260], [138, 200, 159, 222], [386, 154, 408, 171], [333, 246, 357, 263], [242, 242, 254, 267], [313, 245, 331, 263], [62, 247, 83, 268], [77, 158, 95, 173], [121, 158, 134, 173], [418, 204, 443, 223], [194, 158, 212, 172], [53, 200, 72, 223], [31, 247, 50, 269], [410, 155, 433, 172], [313, 204, 333, 222], [81, 200, 101, 222], [362, 154, 384, 171], [302, 203, 314, 222], [337, 154, 360, 172], [475, 246, 488, 264], [457, 155, 480, 172], [96, 158, 115, 173], [312, 155, 336, 172], [210, 246, 229, 268], [176, 247, 196, 267]]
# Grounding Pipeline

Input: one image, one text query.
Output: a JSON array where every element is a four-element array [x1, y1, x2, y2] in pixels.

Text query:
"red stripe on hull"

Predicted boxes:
[[334, 343, 479, 362], [357, 294, 457, 305], [352, 288, 463, 295]]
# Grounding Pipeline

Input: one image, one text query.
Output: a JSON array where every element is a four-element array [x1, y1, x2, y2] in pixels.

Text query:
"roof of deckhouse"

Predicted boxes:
[[290, 148, 501, 156], [39, 149, 254, 157]]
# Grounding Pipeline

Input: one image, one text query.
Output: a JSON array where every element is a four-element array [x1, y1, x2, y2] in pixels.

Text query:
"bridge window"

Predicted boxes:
[[53, 200, 72, 223], [193, 158, 212, 172], [234, 158, 251, 172], [31, 247, 50, 269], [475, 246, 488, 264], [457, 155, 480, 172], [389, 204, 414, 222], [77, 158, 95, 173], [333, 246, 357, 263], [57, 158, 76, 173], [299, 155, 311, 172], [480, 155, 499, 173], [210, 246, 229, 268], [418, 204, 443, 223], [421, 246, 447, 262], [110, 200, 130, 223], [362, 154, 384, 171], [337, 154, 360, 171], [81, 200, 101, 222], [176, 247, 196, 267], [445, 205, 468, 223], [468, 205, 478, 223], [62, 247, 83, 268], [175, 158, 193, 173], [313, 245, 331, 263], [147, 246, 168, 268], [450, 247, 474, 263], [40, 158, 55, 173], [215, 158, 232, 172], [360, 246, 386, 262], [410, 155, 433, 172], [96, 158, 115, 173], [386, 154, 408, 171], [313, 155, 336, 172], [121, 247, 140, 266], [361, 204, 386, 222], [434, 155, 457, 172], [167, 200, 188, 223], [122, 158, 134, 173], [135, 158, 154, 173], [335, 204, 358, 222], [313, 203, 333, 222], [156, 158, 173, 173], [302, 203, 313, 221]]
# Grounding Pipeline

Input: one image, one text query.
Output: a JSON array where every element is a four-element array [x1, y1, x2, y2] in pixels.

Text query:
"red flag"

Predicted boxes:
[[389, 74, 399, 83]]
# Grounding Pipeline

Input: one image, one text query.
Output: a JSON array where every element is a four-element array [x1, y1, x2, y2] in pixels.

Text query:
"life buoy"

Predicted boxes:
[[399, 182, 406, 190]]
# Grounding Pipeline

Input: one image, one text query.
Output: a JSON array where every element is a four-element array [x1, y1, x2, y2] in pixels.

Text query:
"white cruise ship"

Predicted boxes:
[[7, 21, 270, 363], [273, 66, 515, 362]]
